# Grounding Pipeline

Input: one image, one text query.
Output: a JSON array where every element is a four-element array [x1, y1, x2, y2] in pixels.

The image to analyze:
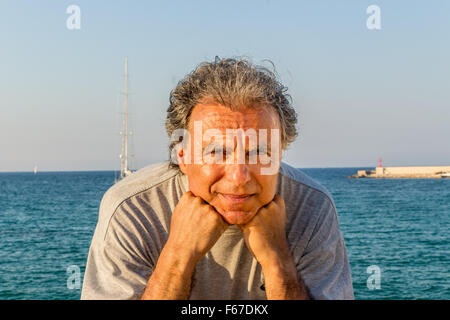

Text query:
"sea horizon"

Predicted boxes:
[[4, 164, 450, 174]]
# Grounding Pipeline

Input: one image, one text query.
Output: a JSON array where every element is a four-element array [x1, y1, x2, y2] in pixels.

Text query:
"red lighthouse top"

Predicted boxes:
[[378, 158, 382, 168]]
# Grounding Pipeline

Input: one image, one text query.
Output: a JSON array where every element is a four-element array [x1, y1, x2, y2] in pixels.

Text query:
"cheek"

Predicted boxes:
[[254, 174, 278, 204], [186, 165, 222, 200]]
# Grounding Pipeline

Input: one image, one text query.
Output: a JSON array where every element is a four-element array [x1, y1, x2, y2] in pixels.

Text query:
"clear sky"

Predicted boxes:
[[1, 0, 449, 171]]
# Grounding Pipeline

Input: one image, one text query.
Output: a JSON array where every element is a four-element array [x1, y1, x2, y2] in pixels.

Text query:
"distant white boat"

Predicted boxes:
[[440, 172, 450, 178], [33, 166, 38, 174]]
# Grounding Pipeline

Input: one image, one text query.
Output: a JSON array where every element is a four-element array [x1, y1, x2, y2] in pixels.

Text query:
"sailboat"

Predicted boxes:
[[33, 166, 38, 174], [115, 57, 134, 183]]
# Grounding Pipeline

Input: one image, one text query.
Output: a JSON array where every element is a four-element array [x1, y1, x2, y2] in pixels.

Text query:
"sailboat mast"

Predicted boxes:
[[120, 57, 129, 179]]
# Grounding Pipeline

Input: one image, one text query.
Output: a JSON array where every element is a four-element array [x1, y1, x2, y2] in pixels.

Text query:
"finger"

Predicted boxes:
[[184, 191, 205, 203], [183, 191, 196, 201]]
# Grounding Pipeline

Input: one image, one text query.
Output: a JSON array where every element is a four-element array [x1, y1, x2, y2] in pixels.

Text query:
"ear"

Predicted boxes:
[[177, 148, 188, 175]]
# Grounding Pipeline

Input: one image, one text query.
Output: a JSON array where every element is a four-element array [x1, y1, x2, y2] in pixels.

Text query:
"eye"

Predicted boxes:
[[224, 147, 234, 158], [260, 146, 270, 156], [205, 146, 227, 160], [247, 149, 259, 157], [204, 145, 219, 155]]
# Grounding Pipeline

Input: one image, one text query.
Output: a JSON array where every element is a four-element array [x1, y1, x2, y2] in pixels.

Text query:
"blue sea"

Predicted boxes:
[[0, 168, 449, 300]]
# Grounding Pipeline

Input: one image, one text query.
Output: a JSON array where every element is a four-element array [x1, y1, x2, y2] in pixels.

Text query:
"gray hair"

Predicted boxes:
[[165, 57, 298, 166]]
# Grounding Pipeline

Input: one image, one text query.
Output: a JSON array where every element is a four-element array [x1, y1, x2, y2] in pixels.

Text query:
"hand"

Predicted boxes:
[[238, 195, 309, 299], [238, 194, 289, 266], [142, 192, 228, 299], [165, 191, 229, 266]]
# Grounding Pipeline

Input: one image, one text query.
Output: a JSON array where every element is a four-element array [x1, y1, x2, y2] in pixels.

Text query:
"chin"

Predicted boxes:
[[219, 210, 256, 225]]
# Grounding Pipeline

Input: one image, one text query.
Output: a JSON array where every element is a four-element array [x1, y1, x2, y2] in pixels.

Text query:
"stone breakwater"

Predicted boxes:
[[348, 166, 450, 179]]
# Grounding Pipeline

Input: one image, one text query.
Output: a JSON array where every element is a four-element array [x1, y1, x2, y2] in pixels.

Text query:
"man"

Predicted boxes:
[[81, 58, 354, 300]]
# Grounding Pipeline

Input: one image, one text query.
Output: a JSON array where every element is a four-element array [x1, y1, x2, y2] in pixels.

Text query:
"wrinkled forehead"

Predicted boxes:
[[188, 102, 280, 133]]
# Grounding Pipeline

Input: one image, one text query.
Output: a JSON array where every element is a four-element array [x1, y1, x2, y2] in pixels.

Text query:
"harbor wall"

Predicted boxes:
[[352, 166, 450, 178], [377, 166, 450, 175]]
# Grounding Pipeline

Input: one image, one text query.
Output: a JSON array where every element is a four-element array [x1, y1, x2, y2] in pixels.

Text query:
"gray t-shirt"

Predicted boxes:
[[81, 161, 354, 300]]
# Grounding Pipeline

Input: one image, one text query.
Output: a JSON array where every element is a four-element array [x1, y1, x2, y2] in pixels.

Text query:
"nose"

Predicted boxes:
[[225, 163, 252, 186]]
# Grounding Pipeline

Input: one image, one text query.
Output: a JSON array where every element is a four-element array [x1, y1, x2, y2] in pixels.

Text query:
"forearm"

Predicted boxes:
[[141, 243, 196, 300], [260, 247, 310, 300]]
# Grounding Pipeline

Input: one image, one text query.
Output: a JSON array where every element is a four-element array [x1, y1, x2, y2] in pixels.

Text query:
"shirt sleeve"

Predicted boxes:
[[81, 203, 156, 300], [296, 198, 354, 300]]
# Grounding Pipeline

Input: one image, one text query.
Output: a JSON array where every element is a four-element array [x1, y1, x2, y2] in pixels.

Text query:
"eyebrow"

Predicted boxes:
[[202, 141, 225, 151], [202, 141, 270, 152]]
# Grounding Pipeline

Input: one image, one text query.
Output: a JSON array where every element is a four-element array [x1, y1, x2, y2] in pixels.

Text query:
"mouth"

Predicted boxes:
[[219, 193, 253, 204]]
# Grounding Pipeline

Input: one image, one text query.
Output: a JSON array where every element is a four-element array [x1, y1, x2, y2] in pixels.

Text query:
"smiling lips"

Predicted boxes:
[[220, 193, 253, 204]]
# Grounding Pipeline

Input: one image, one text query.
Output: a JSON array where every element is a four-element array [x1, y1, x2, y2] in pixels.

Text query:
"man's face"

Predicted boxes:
[[178, 102, 282, 225]]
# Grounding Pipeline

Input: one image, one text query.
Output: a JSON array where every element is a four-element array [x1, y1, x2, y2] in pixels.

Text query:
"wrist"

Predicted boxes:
[[259, 242, 298, 279], [159, 241, 198, 277], [256, 239, 292, 269]]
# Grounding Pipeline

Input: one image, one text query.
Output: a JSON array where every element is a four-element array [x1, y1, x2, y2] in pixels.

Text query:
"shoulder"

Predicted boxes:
[[102, 162, 180, 210], [278, 162, 339, 247], [278, 162, 336, 210], [95, 162, 182, 240]]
